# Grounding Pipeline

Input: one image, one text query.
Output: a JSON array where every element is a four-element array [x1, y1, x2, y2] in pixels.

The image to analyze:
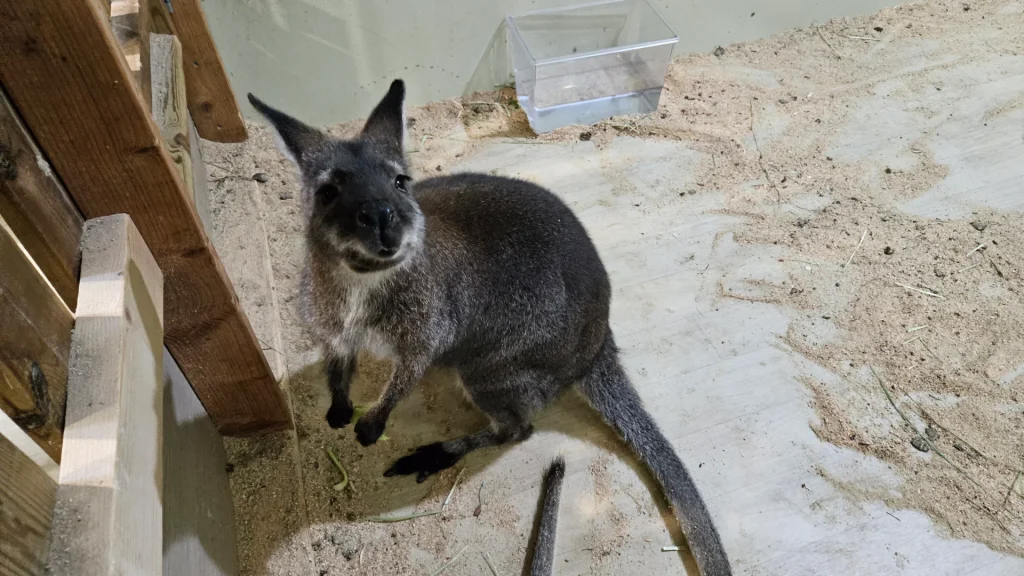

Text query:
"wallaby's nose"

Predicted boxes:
[[356, 202, 396, 230]]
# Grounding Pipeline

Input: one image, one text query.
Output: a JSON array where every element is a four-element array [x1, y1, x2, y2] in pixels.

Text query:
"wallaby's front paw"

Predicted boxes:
[[325, 400, 354, 429], [354, 415, 385, 446], [383, 442, 461, 483]]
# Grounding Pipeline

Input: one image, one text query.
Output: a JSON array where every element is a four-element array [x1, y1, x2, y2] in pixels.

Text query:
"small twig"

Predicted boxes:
[[965, 243, 986, 258], [483, 552, 500, 576], [474, 481, 485, 516], [907, 325, 929, 333], [429, 545, 469, 576], [326, 447, 351, 492], [662, 546, 681, 552], [871, 367, 985, 492], [902, 335, 922, 345], [895, 283, 944, 298], [443, 469, 465, 509], [816, 27, 843, 58], [844, 229, 868, 267], [886, 511, 901, 521], [363, 510, 441, 523], [917, 337, 941, 361], [358, 544, 366, 567], [749, 99, 781, 202], [1003, 473, 1021, 508], [842, 34, 882, 41]]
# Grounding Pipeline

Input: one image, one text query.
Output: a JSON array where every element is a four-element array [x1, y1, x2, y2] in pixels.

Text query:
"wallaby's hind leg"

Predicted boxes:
[[383, 369, 557, 482]]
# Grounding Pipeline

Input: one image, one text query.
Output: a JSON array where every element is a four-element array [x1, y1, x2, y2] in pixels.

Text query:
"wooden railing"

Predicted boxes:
[[0, 1, 284, 574]]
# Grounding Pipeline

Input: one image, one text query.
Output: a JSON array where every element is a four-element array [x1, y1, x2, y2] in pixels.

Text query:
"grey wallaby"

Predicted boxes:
[[248, 80, 732, 575]]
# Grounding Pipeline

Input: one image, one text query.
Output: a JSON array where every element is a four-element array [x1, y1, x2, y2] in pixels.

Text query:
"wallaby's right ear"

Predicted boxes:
[[248, 93, 326, 167]]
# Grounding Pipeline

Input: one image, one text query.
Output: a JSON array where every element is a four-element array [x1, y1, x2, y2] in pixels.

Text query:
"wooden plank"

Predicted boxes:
[[0, 412, 57, 576], [163, 348, 239, 576], [0, 87, 84, 309], [190, 119, 212, 232], [110, 0, 152, 109], [167, 0, 247, 142], [151, 34, 194, 204], [0, 215, 73, 463], [0, 0, 291, 435], [47, 214, 164, 576]]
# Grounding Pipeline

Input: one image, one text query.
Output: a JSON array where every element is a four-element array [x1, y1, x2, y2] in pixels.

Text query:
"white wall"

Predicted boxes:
[[205, 0, 899, 125]]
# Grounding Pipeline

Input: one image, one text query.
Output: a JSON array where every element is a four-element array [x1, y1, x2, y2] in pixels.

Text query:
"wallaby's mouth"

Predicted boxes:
[[340, 244, 408, 274]]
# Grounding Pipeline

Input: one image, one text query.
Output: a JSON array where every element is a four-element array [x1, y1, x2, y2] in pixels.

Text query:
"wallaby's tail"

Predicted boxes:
[[576, 335, 732, 576], [529, 457, 566, 576]]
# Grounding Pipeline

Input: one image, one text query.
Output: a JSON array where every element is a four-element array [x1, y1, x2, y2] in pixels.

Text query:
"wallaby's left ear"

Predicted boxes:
[[362, 79, 406, 158], [248, 93, 326, 167]]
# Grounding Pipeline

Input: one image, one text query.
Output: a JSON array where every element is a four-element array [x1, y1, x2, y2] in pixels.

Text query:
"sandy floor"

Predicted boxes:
[[203, 0, 1024, 574]]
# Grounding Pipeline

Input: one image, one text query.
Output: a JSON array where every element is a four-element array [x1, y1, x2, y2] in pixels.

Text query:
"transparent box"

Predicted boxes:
[[507, 0, 678, 133]]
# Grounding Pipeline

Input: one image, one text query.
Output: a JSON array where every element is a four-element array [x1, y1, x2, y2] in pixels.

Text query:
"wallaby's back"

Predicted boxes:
[[414, 173, 610, 376]]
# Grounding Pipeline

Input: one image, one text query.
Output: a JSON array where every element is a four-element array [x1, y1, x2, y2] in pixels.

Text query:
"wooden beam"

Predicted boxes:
[[0, 411, 57, 576], [163, 348, 239, 576], [48, 214, 164, 576], [151, 34, 194, 203], [0, 87, 84, 309], [110, 0, 152, 109], [0, 215, 72, 463], [190, 119, 212, 231], [167, 0, 247, 142], [0, 0, 291, 435]]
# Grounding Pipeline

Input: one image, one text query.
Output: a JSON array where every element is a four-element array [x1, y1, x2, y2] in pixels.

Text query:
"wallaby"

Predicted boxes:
[[530, 458, 566, 576], [249, 80, 732, 575]]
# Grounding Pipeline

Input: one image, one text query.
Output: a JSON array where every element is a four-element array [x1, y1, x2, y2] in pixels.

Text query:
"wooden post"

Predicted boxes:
[[151, 34, 195, 203], [48, 214, 164, 576], [0, 411, 57, 576], [0, 0, 291, 435], [166, 0, 247, 142], [0, 215, 73, 463]]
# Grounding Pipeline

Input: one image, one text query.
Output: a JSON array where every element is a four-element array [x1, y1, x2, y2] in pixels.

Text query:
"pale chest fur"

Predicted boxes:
[[302, 266, 397, 361]]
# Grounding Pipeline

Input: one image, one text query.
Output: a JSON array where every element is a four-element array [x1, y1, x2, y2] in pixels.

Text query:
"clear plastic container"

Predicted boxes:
[[507, 0, 678, 133]]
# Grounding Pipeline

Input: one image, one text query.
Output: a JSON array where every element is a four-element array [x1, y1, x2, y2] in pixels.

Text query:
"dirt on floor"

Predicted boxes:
[[205, 0, 1024, 572]]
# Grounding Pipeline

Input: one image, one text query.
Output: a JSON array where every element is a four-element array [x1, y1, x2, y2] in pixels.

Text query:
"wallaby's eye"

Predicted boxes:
[[394, 174, 411, 192], [315, 184, 339, 203]]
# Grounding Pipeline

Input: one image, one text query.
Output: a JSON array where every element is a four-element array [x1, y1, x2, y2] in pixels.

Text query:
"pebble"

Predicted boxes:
[[713, 46, 726, 57], [910, 436, 930, 452], [280, 192, 294, 200], [884, 246, 894, 255], [253, 172, 269, 183], [970, 221, 988, 231], [578, 131, 592, 141], [925, 426, 939, 441]]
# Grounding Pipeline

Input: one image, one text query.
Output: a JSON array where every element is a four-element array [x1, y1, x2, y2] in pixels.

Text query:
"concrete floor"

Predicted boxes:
[[205, 1, 1024, 574]]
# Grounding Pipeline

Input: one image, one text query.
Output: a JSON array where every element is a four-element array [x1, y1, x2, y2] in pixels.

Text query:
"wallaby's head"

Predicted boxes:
[[249, 80, 423, 274]]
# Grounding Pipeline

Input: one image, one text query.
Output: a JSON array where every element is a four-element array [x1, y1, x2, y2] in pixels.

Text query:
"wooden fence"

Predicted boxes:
[[0, 1, 290, 574]]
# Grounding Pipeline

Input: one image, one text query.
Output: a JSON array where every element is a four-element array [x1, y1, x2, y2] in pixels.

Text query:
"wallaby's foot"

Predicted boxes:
[[384, 443, 461, 483], [354, 413, 387, 446], [325, 400, 354, 429]]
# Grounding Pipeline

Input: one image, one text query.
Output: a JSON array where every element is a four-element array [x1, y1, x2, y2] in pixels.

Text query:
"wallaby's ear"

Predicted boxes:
[[248, 93, 325, 166], [361, 79, 406, 157]]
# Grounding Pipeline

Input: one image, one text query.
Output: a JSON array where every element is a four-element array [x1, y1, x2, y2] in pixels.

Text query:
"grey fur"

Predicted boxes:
[[248, 80, 732, 575], [529, 458, 565, 576]]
